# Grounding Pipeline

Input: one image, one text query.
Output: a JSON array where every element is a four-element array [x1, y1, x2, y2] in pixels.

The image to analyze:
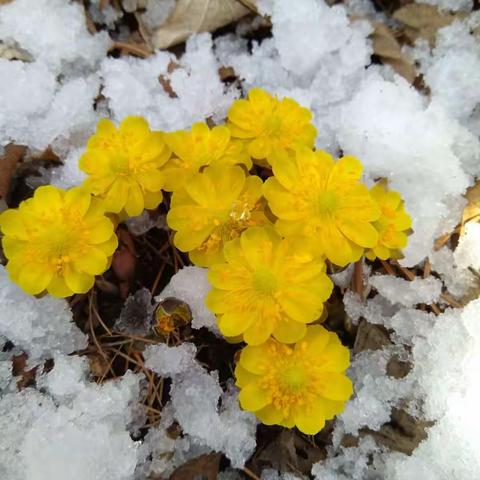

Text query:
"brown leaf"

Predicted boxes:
[[460, 179, 480, 234], [152, 0, 251, 49], [362, 408, 432, 455], [0, 144, 27, 202], [393, 4, 465, 46], [371, 23, 416, 83], [12, 353, 37, 390], [169, 453, 221, 480], [353, 320, 392, 353], [112, 228, 137, 285], [249, 429, 325, 476]]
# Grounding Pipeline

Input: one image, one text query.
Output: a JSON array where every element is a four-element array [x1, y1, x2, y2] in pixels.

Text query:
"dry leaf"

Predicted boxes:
[[152, 0, 251, 49], [0, 144, 27, 202], [393, 4, 465, 46], [371, 23, 416, 83], [460, 179, 480, 234], [0, 42, 32, 61], [169, 453, 221, 480]]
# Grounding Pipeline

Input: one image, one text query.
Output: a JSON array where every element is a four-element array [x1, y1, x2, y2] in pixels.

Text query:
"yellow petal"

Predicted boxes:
[[318, 342, 350, 373], [328, 155, 362, 188], [240, 226, 281, 268], [294, 404, 326, 435], [47, 274, 73, 298], [205, 288, 227, 314], [104, 179, 128, 213], [64, 187, 91, 216], [137, 170, 164, 191], [87, 217, 115, 244], [239, 342, 272, 374], [125, 183, 145, 217], [208, 261, 249, 290], [144, 189, 163, 210], [238, 381, 270, 412], [278, 289, 324, 323], [73, 247, 108, 275], [256, 404, 284, 425], [337, 218, 379, 248], [63, 267, 95, 294], [317, 373, 353, 401], [0, 209, 28, 239], [272, 318, 306, 344], [235, 364, 259, 388], [34, 185, 63, 206], [96, 234, 119, 257], [218, 311, 252, 337], [243, 315, 274, 345], [18, 264, 53, 295], [297, 325, 330, 355]]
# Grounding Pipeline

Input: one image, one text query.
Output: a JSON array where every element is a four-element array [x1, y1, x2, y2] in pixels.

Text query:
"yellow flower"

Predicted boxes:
[[162, 122, 252, 191], [365, 182, 412, 260], [167, 165, 268, 267], [235, 325, 352, 434], [79, 116, 171, 217], [227, 88, 317, 166], [206, 226, 333, 345], [263, 148, 381, 267], [0, 186, 118, 297]]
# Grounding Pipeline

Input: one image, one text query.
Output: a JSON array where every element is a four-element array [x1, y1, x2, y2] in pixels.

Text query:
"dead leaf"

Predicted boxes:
[[0, 144, 27, 202], [169, 453, 221, 480], [0, 42, 32, 61], [12, 353, 37, 390], [371, 23, 416, 83], [393, 4, 466, 46], [152, 0, 251, 49], [353, 320, 392, 353], [249, 429, 325, 476], [112, 228, 137, 298], [362, 408, 432, 455]]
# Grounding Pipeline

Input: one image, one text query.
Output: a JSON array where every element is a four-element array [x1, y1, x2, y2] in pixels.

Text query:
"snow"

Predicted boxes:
[[156, 266, 217, 332], [338, 73, 472, 267], [369, 275, 442, 307], [0, 266, 87, 365], [0, 355, 141, 480], [144, 343, 257, 468]]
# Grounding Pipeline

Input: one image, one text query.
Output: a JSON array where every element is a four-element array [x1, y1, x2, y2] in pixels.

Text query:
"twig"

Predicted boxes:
[[391, 260, 416, 281], [150, 261, 167, 296], [351, 260, 364, 297], [243, 467, 261, 480], [380, 259, 396, 276], [440, 292, 462, 309]]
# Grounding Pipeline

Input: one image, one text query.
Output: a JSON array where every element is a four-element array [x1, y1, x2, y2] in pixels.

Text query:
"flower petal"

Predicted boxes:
[[63, 267, 95, 294], [317, 373, 353, 401], [47, 274, 73, 298], [294, 404, 326, 435], [238, 380, 270, 412], [272, 318, 306, 344], [257, 404, 284, 425], [18, 264, 53, 295], [235, 364, 259, 388], [337, 218, 379, 248], [0, 209, 28, 239], [218, 311, 252, 337]]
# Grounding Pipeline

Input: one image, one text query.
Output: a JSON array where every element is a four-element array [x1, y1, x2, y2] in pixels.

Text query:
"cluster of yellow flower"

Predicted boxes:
[[0, 88, 411, 434]]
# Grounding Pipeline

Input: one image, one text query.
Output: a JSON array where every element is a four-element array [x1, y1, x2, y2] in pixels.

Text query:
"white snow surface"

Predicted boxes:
[[0, 266, 87, 365]]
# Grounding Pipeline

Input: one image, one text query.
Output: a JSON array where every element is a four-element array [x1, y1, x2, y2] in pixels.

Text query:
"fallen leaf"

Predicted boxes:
[[353, 320, 392, 353], [0, 144, 27, 202], [249, 429, 325, 476], [169, 453, 221, 480], [12, 353, 37, 390], [152, 0, 251, 49], [362, 408, 432, 455], [0, 42, 32, 61], [393, 4, 466, 46], [112, 228, 137, 298], [371, 23, 416, 83]]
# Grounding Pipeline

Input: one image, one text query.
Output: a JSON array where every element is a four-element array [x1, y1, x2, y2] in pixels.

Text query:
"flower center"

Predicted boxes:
[[316, 191, 338, 214], [281, 365, 307, 390], [251, 268, 277, 294]]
